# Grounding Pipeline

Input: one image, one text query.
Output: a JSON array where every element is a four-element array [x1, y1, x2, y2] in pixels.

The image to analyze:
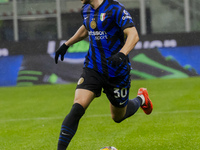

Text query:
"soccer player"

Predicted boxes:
[[55, 0, 153, 149]]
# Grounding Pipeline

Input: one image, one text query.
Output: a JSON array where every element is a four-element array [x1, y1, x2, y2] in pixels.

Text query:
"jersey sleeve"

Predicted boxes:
[[114, 6, 135, 31]]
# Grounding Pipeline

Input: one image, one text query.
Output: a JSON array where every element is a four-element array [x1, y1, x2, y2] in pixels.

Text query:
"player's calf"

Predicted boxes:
[[57, 103, 85, 150]]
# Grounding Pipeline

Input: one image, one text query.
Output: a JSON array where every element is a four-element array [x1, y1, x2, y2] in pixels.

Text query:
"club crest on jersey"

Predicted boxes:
[[90, 19, 97, 29], [100, 13, 106, 21]]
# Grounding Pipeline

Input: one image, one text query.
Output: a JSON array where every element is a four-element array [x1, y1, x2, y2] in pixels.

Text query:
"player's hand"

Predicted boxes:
[[108, 52, 126, 68], [55, 43, 69, 64]]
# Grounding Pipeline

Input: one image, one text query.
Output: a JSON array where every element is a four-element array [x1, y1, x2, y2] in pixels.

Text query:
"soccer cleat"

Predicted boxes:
[[137, 88, 153, 115]]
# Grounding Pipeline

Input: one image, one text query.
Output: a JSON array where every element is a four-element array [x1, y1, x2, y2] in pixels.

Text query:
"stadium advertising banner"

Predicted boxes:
[[0, 32, 200, 86]]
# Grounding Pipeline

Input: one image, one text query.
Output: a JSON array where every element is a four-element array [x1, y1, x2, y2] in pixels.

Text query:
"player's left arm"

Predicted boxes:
[[108, 27, 139, 67], [108, 6, 139, 67], [120, 26, 139, 55]]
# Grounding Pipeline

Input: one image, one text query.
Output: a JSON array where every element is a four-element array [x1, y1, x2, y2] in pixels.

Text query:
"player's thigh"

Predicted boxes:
[[75, 68, 103, 109], [74, 89, 95, 110], [104, 85, 130, 108], [104, 75, 131, 121], [76, 68, 103, 97], [105, 88, 129, 121]]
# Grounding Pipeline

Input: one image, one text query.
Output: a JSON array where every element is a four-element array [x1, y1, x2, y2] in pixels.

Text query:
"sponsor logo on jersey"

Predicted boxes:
[[88, 31, 108, 40], [123, 10, 129, 15], [88, 31, 107, 36], [122, 10, 132, 20]]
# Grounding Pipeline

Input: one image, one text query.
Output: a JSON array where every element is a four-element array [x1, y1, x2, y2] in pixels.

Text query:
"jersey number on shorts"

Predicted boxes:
[[114, 88, 128, 98]]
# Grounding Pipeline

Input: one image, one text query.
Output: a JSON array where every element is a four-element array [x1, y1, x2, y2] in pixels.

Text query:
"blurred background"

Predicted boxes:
[[0, 0, 200, 86]]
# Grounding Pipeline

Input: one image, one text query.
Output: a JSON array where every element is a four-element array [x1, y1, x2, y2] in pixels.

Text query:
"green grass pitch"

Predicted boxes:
[[0, 77, 200, 150]]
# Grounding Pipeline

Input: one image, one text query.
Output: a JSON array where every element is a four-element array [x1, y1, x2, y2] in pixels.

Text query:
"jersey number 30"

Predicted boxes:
[[114, 88, 128, 98]]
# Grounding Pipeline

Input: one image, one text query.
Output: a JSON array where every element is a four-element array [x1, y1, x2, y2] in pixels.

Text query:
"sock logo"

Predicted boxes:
[[62, 132, 69, 136]]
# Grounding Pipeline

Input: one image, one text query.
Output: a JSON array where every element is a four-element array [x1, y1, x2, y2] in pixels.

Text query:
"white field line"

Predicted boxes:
[[0, 110, 200, 123]]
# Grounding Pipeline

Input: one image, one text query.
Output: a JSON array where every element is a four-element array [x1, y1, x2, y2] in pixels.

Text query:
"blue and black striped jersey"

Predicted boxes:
[[81, 0, 135, 77]]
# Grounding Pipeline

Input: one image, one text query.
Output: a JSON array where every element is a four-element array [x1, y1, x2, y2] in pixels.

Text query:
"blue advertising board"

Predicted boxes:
[[0, 55, 23, 86]]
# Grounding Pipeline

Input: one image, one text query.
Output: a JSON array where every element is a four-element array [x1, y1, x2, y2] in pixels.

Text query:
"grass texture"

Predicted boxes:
[[0, 77, 200, 150]]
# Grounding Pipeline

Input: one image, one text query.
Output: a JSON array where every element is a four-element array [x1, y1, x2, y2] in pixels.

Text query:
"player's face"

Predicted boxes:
[[81, 0, 90, 4]]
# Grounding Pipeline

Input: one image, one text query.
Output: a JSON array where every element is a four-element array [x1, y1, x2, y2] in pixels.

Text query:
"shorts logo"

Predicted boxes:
[[119, 100, 127, 105], [77, 77, 84, 85]]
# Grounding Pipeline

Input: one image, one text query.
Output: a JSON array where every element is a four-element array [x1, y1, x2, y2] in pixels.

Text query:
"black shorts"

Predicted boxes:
[[76, 67, 131, 108]]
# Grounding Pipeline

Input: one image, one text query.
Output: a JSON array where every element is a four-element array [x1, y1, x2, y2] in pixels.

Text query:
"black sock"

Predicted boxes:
[[57, 103, 85, 150], [118, 97, 141, 123], [124, 97, 141, 119]]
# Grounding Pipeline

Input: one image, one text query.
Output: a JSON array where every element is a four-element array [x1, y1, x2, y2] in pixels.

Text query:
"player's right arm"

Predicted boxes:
[[55, 25, 88, 64], [65, 25, 88, 46]]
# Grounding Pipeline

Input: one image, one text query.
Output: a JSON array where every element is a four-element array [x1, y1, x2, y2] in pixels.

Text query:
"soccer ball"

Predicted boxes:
[[100, 146, 118, 150]]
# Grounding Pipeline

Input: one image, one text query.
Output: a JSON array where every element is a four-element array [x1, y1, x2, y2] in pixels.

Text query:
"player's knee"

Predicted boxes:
[[111, 110, 125, 123], [113, 119, 123, 123], [113, 118, 123, 123], [70, 103, 85, 118], [111, 116, 123, 123]]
